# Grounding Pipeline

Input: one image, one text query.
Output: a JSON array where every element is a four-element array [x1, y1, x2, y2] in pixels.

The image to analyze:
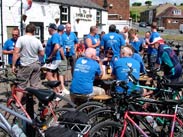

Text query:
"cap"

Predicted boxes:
[[48, 23, 57, 30], [150, 37, 164, 45], [58, 24, 65, 31]]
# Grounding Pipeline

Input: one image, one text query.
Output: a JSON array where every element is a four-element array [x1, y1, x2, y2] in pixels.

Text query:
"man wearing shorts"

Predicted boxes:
[[57, 24, 69, 94], [12, 23, 44, 105], [43, 23, 62, 93]]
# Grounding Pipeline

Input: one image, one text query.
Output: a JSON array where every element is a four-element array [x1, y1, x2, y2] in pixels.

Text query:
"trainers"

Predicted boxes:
[[62, 88, 70, 95]]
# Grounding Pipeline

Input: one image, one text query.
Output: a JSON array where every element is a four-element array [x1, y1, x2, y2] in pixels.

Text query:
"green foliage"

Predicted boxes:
[[145, 1, 152, 6], [180, 3, 183, 6], [132, 2, 142, 6]]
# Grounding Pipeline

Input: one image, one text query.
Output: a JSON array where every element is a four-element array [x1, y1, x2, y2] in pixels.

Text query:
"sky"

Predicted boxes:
[[130, 0, 182, 6]]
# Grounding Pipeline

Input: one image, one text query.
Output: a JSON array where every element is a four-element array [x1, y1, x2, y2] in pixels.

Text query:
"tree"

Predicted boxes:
[[174, 3, 176, 6], [145, 1, 152, 6], [180, 3, 183, 6], [132, 2, 142, 6]]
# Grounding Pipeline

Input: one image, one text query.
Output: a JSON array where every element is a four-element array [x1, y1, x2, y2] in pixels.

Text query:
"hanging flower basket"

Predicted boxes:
[[76, 18, 80, 24]]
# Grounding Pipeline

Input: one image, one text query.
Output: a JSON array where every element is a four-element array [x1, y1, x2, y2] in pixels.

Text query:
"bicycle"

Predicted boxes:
[[0, 103, 91, 137], [89, 90, 183, 137]]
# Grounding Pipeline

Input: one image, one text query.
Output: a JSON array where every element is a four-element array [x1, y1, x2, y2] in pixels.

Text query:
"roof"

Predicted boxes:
[[156, 3, 174, 17], [48, 0, 105, 10], [157, 6, 183, 18], [140, 3, 174, 16]]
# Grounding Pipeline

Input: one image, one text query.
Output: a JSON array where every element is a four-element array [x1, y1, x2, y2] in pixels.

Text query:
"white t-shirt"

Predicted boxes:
[[16, 35, 43, 66]]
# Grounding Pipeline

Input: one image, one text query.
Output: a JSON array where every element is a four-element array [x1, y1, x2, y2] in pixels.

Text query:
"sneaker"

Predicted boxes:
[[62, 88, 70, 95]]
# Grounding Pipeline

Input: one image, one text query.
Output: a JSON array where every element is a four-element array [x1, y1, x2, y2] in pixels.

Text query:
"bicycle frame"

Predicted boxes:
[[0, 104, 33, 137], [120, 105, 183, 137], [6, 84, 59, 123]]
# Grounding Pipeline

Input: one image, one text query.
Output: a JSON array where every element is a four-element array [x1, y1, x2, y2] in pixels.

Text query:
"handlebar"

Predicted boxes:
[[0, 77, 26, 83]]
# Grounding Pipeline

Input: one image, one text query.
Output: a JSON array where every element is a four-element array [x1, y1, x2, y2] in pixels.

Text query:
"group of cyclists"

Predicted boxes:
[[1, 21, 182, 106]]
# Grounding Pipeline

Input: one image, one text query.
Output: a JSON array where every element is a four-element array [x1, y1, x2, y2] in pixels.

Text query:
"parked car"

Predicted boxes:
[[179, 24, 183, 34], [139, 22, 147, 27], [157, 26, 165, 32]]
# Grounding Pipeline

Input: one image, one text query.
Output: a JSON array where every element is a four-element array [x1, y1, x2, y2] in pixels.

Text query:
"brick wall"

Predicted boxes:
[[91, 0, 130, 20]]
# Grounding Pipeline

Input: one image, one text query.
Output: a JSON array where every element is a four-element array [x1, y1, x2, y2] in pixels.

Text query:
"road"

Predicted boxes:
[[132, 23, 183, 46]]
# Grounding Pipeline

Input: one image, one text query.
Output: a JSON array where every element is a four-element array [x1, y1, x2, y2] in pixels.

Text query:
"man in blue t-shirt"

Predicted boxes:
[[128, 28, 144, 53], [70, 48, 105, 105], [85, 26, 100, 56], [62, 23, 78, 75], [3, 27, 20, 66], [151, 37, 182, 82], [43, 23, 62, 93], [101, 24, 125, 58], [112, 46, 141, 95], [147, 22, 160, 69]]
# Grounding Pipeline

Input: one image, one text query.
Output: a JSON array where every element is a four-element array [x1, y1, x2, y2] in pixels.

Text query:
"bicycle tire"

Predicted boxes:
[[174, 124, 183, 137], [88, 107, 115, 126], [76, 101, 105, 114], [89, 120, 137, 137], [0, 127, 12, 137]]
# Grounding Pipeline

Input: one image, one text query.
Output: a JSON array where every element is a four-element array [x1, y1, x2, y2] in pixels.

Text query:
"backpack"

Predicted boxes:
[[59, 111, 89, 124]]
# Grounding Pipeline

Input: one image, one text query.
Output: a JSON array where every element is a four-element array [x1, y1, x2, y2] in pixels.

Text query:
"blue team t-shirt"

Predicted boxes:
[[45, 33, 61, 61], [148, 32, 160, 55], [3, 38, 20, 65], [132, 53, 146, 73], [112, 57, 140, 95], [85, 34, 100, 56], [70, 57, 101, 94], [62, 32, 78, 56], [100, 32, 125, 58], [129, 38, 144, 53]]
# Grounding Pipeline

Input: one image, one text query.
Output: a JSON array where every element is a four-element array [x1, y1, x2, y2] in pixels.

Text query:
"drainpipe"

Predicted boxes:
[[0, 0, 4, 63]]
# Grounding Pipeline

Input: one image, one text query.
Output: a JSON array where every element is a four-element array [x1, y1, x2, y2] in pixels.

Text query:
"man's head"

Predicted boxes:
[[90, 26, 98, 35], [109, 24, 116, 32], [85, 48, 97, 59], [25, 23, 36, 34], [123, 26, 129, 33], [48, 23, 57, 35], [65, 23, 71, 34], [121, 46, 133, 57], [128, 28, 137, 39], [150, 37, 164, 49], [145, 31, 151, 38], [151, 22, 157, 31], [12, 27, 19, 41], [57, 24, 65, 33]]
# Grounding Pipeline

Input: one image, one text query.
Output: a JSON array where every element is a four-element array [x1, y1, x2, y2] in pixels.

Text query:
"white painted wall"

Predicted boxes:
[[70, 7, 97, 39]]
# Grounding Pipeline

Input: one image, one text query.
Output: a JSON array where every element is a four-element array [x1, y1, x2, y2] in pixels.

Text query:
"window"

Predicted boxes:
[[61, 6, 68, 23], [172, 10, 181, 15], [96, 10, 102, 24], [172, 20, 179, 23]]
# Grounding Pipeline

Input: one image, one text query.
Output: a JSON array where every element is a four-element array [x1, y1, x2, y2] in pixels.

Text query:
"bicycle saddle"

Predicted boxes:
[[25, 87, 55, 103]]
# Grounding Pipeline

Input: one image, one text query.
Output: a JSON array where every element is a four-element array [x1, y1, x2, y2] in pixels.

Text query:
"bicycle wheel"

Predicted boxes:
[[0, 127, 11, 137], [89, 120, 137, 137], [174, 124, 183, 137], [76, 101, 105, 114], [88, 107, 114, 126]]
